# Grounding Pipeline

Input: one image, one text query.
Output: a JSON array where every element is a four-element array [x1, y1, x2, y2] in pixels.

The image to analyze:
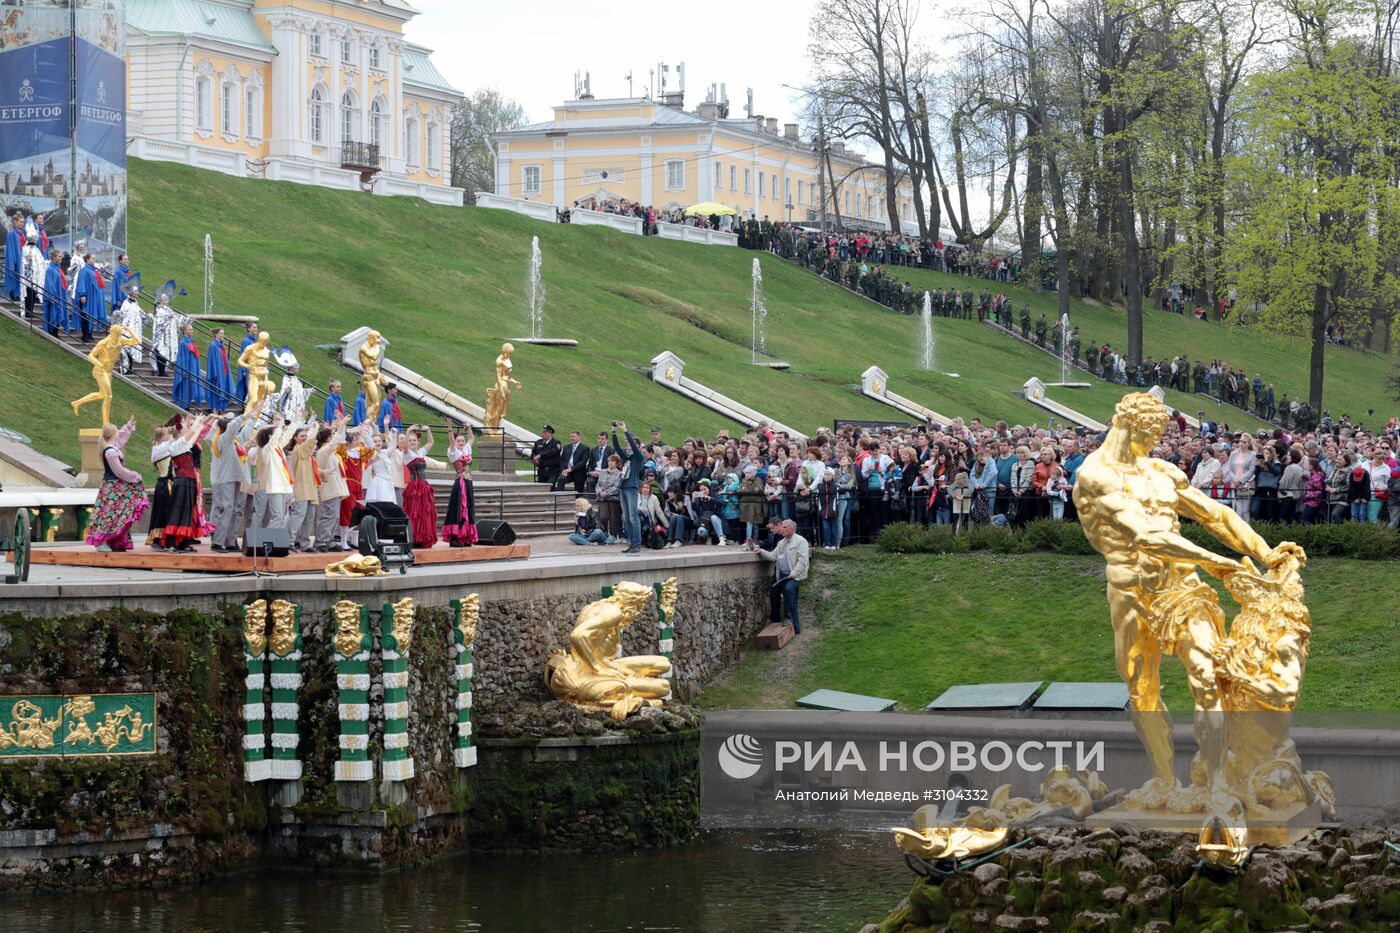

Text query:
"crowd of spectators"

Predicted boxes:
[[552, 407, 1400, 556]]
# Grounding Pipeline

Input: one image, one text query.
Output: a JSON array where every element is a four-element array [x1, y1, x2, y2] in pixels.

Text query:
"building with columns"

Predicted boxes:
[[126, 0, 463, 205], [489, 96, 918, 233]]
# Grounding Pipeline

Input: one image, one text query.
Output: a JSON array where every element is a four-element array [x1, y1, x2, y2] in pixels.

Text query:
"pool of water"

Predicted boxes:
[[2, 829, 912, 933]]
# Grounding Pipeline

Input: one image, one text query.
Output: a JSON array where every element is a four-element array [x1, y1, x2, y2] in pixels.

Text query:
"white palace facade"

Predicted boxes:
[[126, 0, 464, 205]]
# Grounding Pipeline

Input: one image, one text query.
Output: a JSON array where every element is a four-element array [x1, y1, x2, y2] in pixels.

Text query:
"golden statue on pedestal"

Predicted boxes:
[[483, 342, 520, 430], [359, 330, 388, 416], [545, 582, 672, 721], [237, 331, 275, 408], [1071, 392, 1330, 863], [71, 323, 140, 427]]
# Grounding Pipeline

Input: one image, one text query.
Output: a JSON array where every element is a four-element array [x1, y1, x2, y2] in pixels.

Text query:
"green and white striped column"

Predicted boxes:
[[654, 578, 676, 698], [451, 595, 478, 769], [332, 599, 374, 782], [268, 599, 303, 781], [243, 600, 271, 783], [381, 597, 415, 782]]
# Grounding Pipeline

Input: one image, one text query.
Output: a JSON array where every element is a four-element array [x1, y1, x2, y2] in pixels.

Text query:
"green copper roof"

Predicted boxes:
[[127, 0, 276, 53], [402, 44, 460, 96]]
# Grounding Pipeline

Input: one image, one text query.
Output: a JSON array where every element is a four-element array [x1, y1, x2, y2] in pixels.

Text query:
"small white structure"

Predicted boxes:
[[340, 327, 539, 450], [860, 366, 954, 426], [1022, 377, 1107, 431], [649, 351, 798, 436], [1148, 386, 1202, 429]]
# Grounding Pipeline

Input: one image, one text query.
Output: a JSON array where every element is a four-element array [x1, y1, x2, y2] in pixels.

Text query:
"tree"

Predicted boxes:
[[1228, 0, 1400, 408], [449, 89, 526, 203]]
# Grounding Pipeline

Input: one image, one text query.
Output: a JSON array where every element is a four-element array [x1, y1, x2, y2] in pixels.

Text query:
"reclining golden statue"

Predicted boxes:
[[324, 553, 389, 577], [546, 581, 671, 721]]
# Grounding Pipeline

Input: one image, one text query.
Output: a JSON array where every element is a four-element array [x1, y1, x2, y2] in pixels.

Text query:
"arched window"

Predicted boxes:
[[245, 75, 263, 139], [369, 43, 381, 70], [426, 120, 439, 171], [340, 90, 356, 144], [310, 29, 323, 57], [310, 86, 325, 144], [370, 98, 384, 149]]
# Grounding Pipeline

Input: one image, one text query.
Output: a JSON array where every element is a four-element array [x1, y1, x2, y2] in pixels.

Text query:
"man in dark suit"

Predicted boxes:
[[586, 431, 613, 496], [531, 424, 562, 485], [555, 429, 590, 493]]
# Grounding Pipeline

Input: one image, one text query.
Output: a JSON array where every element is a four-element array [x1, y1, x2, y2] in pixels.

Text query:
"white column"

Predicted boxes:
[[496, 156, 510, 194], [552, 156, 565, 207], [268, 16, 299, 156], [359, 36, 370, 145], [698, 131, 714, 202], [640, 153, 653, 204]]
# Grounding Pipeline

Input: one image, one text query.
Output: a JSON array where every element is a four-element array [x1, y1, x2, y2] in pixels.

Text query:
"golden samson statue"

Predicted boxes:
[[359, 330, 388, 416], [72, 323, 140, 427], [483, 342, 520, 430], [237, 331, 275, 409], [546, 582, 671, 721], [1073, 392, 1331, 864]]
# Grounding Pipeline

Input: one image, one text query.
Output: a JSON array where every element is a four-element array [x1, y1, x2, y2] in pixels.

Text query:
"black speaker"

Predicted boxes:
[[243, 526, 290, 557], [352, 501, 415, 572], [476, 519, 516, 547]]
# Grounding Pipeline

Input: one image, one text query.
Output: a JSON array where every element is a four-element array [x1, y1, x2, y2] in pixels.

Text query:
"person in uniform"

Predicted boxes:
[[1070, 328, 1082, 366], [532, 424, 562, 485], [1020, 306, 1031, 340], [1085, 341, 1099, 376], [1035, 313, 1048, 348]]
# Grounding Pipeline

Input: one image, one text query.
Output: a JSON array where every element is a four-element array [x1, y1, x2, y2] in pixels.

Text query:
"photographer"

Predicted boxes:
[[611, 421, 645, 554]]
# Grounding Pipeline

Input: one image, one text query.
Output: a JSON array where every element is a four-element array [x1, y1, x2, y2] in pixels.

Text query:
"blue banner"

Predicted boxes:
[[74, 0, 126, 260]]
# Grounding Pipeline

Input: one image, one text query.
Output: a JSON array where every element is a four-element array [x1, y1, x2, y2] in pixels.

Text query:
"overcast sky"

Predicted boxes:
[[403, 0, 817, 128]]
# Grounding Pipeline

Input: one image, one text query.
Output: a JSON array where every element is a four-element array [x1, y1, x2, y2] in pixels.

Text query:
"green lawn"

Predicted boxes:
[[0, 156, 1377, 473], [873, 262, 1395, 423], [696, 550, 1400, 713]]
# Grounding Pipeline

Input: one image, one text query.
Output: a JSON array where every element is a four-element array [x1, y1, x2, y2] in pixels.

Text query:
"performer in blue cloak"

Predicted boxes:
[[172, 323, 205, 410], [108, 254, 134, 309], [3, 214, 22, 302], [323, 380, 345, 423], [42, 252, 68, 336], [75, 261, 109, 340], [351, 389, 368, 428], [205, 326, 235, 410], [234, 322, 258, 403]]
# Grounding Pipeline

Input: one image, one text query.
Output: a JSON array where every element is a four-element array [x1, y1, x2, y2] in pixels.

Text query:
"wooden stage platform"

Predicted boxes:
[[29, 542, 530, 575]]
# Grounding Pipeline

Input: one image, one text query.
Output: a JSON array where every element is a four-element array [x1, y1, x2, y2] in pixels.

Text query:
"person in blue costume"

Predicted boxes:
[[108, 253, 134, 309], [42, 249, 68, 336], [323, 379, 345, 423], [205, 326, 236, 410], [172, 322, 206, 410], [74, 254, 108, 340], [3, 213, 24, 302], [351, 389, 368, 428]]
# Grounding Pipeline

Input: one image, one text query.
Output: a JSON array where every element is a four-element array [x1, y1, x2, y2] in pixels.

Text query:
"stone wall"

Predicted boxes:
[[0, 608, 264, 890], [866, 825, 1400, 932]]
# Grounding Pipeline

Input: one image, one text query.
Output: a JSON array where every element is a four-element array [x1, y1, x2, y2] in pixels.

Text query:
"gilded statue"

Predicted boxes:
[[325, 553, 388, 577], [457, 594, 479, 648], [1073, 392, 1329, 854], [483, 342, 521, 430], [659, 577, 678, 621], [237, 331, 275, 408], [332, 599, 365, 658], [390, 597, 415, 654], [894, 767, 1107, 861], [268, 599, 298, 657], [359, 330, 388, 416], [243, 599, 268, 656], [71, 323, 140, 426], [545, 582, 671, 721]]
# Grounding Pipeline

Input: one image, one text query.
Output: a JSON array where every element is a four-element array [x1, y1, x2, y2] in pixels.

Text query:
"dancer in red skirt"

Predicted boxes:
[[441, 426, 478, 547], [401, 426, 439, 548], [86, 417, 149, 552]]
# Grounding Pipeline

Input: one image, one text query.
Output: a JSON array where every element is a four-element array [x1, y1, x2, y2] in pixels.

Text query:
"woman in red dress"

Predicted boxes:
[[159, 413, 215, 552], [401, 426, 438, 549], [339, 433, 365, 551]]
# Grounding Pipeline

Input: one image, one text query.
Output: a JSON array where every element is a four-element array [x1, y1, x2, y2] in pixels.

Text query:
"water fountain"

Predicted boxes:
[[514, 235, 577, 347], [920, 291, 934, 371], [1060, 312, 1072, 384], [751, 259, 787, 369]]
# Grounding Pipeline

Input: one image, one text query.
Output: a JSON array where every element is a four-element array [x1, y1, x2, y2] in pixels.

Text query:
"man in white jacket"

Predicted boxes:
[[753, 519, 810, 634]]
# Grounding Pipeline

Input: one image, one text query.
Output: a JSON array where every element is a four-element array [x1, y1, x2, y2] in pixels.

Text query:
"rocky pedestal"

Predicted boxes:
[[76, 428, 104, 487], [866, 823, 1400, 932], [474, 430, 517, 482]]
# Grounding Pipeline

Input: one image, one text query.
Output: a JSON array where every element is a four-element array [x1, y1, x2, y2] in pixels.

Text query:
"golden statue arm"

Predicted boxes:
[[1091, 488, 1244, 575], [570, 623, 615, 675], [1173, 478, 1273, 565], [236, 345, 256, 370]]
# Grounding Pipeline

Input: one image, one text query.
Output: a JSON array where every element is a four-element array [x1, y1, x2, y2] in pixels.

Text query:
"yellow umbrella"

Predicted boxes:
[[685, 201, 738, 216]]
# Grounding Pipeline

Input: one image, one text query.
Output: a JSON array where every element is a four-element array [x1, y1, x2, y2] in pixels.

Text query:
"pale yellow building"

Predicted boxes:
[[125, 0, 463, 205], [489, 96, 918, 233]]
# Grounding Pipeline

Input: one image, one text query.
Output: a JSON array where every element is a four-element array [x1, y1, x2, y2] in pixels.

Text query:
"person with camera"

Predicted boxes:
[[612, 421, 646, 554]]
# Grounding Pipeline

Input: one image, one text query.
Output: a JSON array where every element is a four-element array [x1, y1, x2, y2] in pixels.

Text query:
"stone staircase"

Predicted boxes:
[[427, 473, 577, 538], [0, 292, 184, 415]]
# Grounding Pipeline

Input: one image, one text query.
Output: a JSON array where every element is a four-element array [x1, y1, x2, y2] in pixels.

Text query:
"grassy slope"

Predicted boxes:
[[883, 264, 1394, 422], [0, 156, 1376, 471], [697, 550, 1400, 713]]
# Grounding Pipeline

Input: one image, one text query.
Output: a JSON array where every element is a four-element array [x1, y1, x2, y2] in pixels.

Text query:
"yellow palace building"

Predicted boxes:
[[488, 94, 918, 233], [125, 0, 464, 205]]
